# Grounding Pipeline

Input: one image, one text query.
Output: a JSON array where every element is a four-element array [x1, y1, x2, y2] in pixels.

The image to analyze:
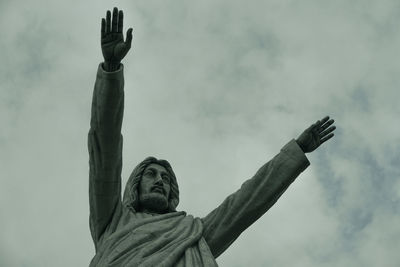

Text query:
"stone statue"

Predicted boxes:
[[88, 8, 336, 267]]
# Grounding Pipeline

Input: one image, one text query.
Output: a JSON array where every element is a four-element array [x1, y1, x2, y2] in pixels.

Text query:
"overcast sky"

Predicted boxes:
[[1, 0, 400, 266]]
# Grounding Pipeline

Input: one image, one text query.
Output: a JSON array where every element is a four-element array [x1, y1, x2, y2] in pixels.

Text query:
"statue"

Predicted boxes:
[[88, 8, 336, 267]]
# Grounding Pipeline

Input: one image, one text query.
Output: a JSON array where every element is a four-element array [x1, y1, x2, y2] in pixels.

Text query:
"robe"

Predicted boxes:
[[88, 63, 310, 266]]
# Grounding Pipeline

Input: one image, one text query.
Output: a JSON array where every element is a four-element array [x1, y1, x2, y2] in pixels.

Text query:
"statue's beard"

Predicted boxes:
[[139, 192, 168, 213]]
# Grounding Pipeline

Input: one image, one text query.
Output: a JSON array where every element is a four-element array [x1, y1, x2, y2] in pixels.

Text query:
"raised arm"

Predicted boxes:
[[88, 7, 133, 248], [201, 116, 336, 258]]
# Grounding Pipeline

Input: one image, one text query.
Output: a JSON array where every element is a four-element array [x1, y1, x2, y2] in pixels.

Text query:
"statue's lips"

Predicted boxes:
[[151, 187, 164, 194]]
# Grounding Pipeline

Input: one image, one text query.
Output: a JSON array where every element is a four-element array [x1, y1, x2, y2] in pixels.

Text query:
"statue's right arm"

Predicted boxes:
[[200, 117, 335, 258], [88, 7, 133, 247], [88, 63, 124, 247]]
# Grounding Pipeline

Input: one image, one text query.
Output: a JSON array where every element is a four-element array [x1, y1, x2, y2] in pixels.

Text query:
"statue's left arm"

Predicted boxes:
[[201, 116, 335, 258]]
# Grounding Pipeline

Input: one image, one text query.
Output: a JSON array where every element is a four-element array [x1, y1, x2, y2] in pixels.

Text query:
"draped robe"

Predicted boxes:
[[88, 64, 310, 266]]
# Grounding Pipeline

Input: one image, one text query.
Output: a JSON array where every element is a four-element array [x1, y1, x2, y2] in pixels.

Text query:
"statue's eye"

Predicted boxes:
[[162, 174, 170, 181], [145, 169, 155, 176]]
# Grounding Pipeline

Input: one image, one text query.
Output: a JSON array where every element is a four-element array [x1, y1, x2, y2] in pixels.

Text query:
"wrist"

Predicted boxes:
[[103, 61, 121, 72], [295, 139, 306, 153]]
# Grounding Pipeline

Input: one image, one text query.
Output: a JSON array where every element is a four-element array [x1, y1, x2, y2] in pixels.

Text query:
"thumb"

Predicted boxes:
[[125, 28, 133, 47]]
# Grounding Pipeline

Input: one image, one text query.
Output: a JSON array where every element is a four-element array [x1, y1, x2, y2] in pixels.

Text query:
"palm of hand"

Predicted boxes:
[[296, 116, 336, 153], [101, 33, 126, 62], [297, 127, 321, 152]]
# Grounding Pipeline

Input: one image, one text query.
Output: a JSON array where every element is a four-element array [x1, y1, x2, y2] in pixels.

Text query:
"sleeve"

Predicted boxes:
[[201, 139, 310, 258], [88, 63, 125, 249]]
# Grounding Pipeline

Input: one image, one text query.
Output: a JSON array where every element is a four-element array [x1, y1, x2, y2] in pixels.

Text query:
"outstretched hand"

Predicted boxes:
[[296, 116, 336, 153], [101, 7, 133, 71]]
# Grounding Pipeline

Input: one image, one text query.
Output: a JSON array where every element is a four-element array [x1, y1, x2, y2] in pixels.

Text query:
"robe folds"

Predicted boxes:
[[88, 63, 310, 266]]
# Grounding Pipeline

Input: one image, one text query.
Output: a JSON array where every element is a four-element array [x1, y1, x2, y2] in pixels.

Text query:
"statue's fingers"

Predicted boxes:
[[101, 18, 105, 38], [320, 125, 336, 137], [319, 119, 334, 133], [125, 28, 133, 47], [320, 116, 330, 125], [320, 133, 334, 144], [112, 7, 118, 33], [117, 10, 123, 33], [322, 118, 334, 127], [106, 10, 111, 33], [315, 116, 329, 132]]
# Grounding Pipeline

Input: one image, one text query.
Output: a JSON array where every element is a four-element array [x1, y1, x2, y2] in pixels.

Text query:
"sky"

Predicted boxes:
[[1, 0, 400, 266]]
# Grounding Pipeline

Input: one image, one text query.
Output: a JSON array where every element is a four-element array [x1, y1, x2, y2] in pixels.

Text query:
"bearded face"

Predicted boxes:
[[138, 163, 171, 213]]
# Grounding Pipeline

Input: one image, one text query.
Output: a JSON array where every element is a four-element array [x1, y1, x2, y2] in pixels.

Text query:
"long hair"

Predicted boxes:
[[122, 157, 179, 212]]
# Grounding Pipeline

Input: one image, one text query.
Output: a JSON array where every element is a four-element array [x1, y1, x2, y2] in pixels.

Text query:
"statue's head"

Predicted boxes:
[[122, 157, 179, 213]]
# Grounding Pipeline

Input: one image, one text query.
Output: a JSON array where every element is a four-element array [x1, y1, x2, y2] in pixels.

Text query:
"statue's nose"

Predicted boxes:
[[154, 175, 163, 184]]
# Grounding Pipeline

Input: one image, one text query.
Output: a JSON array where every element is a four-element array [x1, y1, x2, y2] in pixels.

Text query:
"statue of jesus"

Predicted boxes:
[[88, 8, 336, 267]]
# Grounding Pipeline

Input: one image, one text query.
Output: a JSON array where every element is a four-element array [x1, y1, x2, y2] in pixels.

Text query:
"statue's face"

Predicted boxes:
[[138, 163, 171, 213]]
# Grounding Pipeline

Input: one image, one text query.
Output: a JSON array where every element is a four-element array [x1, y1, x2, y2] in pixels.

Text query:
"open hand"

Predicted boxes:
[[101, 7, 133, 71], [296, 116, 336, 153]]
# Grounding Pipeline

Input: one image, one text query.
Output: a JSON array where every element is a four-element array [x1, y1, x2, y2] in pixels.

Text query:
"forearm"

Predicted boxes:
[[89, 63, 125, 153], [201, 139, 310, 257], [91, 63, 124, 128], [89, 62, 125, 186]]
